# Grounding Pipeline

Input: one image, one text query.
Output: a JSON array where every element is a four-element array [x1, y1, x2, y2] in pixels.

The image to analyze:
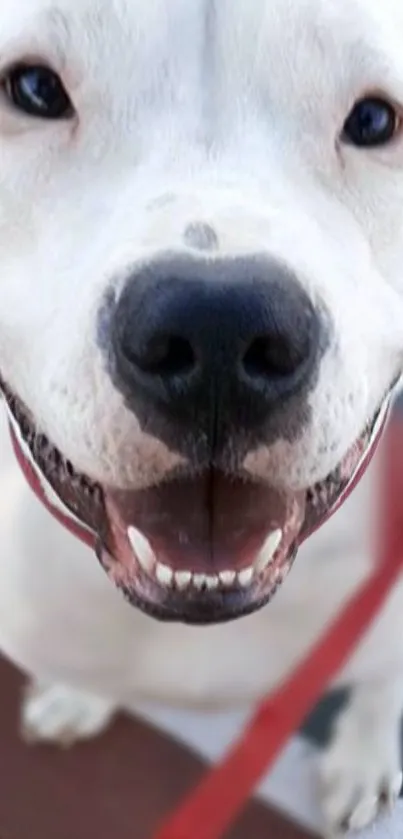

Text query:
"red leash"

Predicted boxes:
[[152, 419, 403, 839]]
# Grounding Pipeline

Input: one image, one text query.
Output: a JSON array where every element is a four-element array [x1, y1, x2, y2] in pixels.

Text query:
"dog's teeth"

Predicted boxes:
[[127, 526, 155, 573], [127, 526, 282, 591], [156, 561, 174, 587], [219, 570, 236, 587], [175, 570, 192, 590], [191, 573, 219, 591], [193, 574, 207, 590], [237, 566, 254, 587], [205, 574, 219, 590], [255, 529, 282, 573]]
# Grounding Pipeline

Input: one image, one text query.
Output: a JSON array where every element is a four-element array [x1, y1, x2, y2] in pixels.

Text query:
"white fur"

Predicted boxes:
[[1, 1, 403, 836], [319, 678, 403, 835]]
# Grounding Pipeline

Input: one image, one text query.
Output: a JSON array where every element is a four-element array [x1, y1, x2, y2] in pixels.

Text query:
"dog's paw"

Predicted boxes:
[[319, 688, 402, 837], [21, 680, 116, 747]]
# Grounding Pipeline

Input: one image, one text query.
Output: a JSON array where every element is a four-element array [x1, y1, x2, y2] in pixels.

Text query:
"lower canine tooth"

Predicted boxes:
[[255, 528, 283, 573], [128, 526, 155, 573], [238, 567, 254, 587], [219, 570, 236, 587], [175, 570, 192, 590], [156, 562, 173, 587]]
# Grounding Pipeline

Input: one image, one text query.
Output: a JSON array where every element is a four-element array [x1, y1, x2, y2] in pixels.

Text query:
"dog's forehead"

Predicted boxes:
[[3, 0, 402, 76], [3, 0, 403, 172]]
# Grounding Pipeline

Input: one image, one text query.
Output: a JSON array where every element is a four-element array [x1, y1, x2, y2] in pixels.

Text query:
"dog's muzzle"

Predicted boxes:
[[0, 251, 393, 624]]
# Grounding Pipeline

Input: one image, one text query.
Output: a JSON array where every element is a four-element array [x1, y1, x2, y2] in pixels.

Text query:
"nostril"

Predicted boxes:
[[243, 335, 309, 380], [108, 256, 322, 422], [123, 333, 197, 378]]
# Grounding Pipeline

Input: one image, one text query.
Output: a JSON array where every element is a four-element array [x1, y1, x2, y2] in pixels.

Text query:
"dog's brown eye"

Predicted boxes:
[[342, 97, 399, 148], [3, 64, 73, 120]]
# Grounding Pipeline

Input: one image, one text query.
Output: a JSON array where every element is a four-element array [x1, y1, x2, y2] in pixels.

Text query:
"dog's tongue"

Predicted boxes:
[[104, 472, 305, 574]]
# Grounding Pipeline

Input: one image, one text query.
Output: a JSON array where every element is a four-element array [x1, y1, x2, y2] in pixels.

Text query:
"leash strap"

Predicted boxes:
[[152, 419, 403, 839]]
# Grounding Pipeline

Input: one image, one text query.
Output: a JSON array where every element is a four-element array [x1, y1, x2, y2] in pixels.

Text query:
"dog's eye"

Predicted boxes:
[[342, 97, 399, 148], [3, 64, 73, 120]]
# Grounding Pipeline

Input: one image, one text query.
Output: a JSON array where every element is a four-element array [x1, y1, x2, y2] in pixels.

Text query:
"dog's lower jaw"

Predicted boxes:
[[97, 539, 299, 625]]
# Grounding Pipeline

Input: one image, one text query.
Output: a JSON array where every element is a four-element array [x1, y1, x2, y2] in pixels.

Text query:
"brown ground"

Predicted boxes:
[[0, 654, 316, 839]]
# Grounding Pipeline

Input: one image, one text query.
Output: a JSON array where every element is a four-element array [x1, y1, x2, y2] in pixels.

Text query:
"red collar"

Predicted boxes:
[[10, 428, 96, 550]]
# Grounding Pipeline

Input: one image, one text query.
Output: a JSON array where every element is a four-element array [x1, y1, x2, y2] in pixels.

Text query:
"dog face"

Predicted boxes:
[[1, 0, 403, 623]]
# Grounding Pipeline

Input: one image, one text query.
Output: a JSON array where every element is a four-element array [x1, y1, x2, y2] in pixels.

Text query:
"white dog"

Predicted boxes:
[[1, 0, 403, 834]]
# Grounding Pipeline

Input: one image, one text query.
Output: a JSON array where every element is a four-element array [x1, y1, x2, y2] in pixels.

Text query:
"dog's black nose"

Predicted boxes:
[[107, 255, 322, 445]]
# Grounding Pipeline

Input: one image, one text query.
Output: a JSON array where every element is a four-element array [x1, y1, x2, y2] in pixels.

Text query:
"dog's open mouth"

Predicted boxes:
[[2, 384, 389, 624]]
